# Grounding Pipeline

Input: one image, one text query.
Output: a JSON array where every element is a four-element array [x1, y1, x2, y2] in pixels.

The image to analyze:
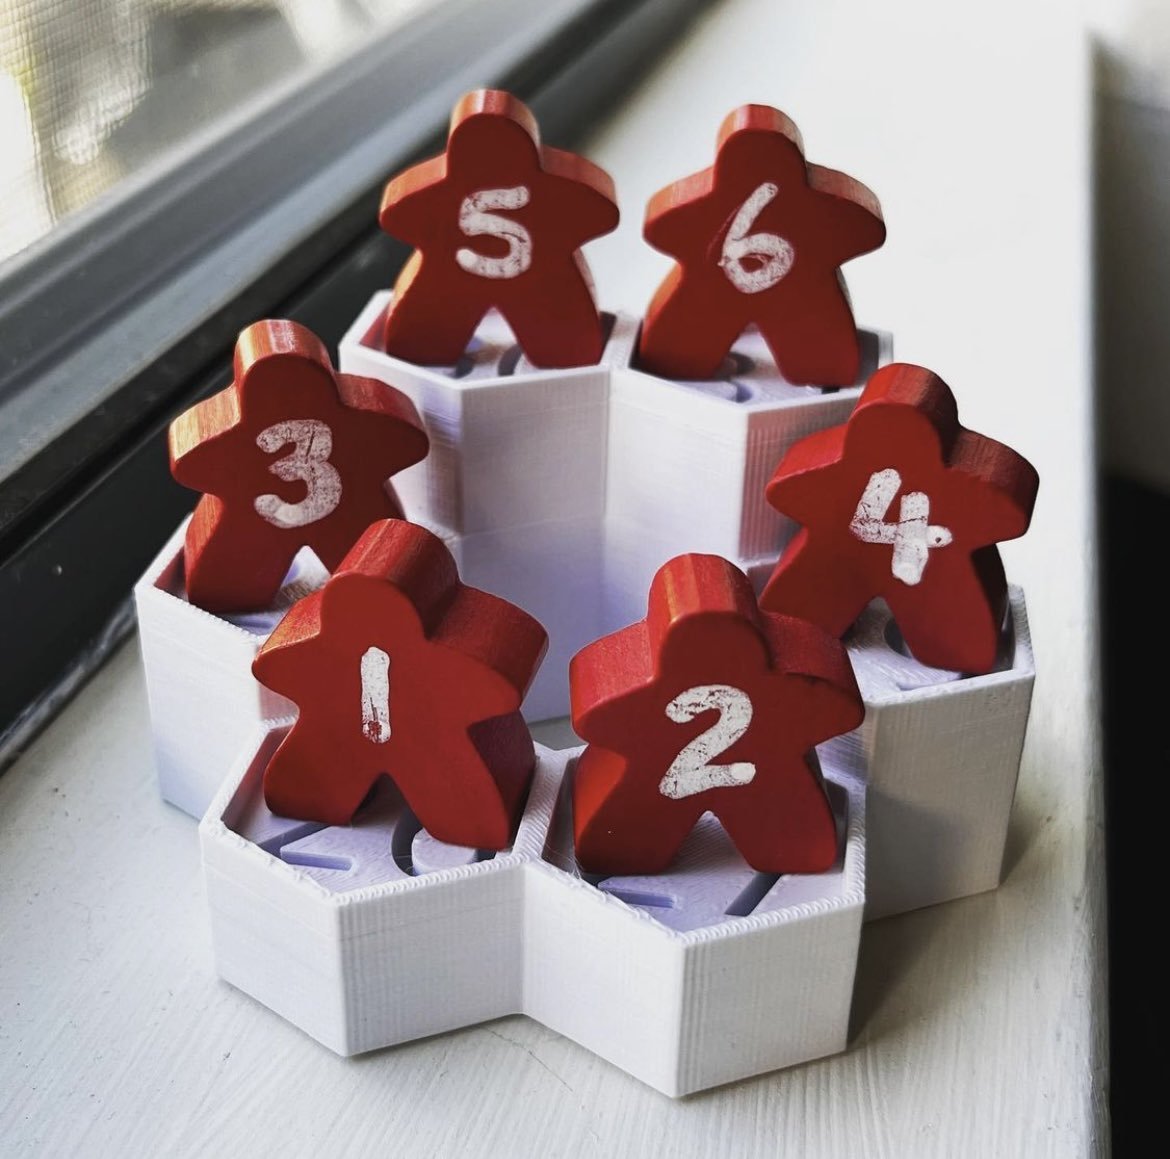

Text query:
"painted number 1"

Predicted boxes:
[[850, 467, 953, 585], [456, 185, 533, 279], [360, 646, 391, 745], [659, 684, 756, 800]]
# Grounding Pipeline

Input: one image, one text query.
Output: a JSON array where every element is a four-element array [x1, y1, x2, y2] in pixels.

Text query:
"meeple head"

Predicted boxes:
[[714, 104, 808, 186], [233, 319, 336, 416], [446, 89, 543, 178], [845, 363, 961, 464]]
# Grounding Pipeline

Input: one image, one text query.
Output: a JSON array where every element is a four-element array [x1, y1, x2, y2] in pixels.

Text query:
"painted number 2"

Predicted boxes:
[[850, 467, 953, 585], [360, 646, 391, 744], [253, 419, 342, 529], [719, 182, 795, 294], [659, 684, 756, 800], [456, 185, 533, 279]]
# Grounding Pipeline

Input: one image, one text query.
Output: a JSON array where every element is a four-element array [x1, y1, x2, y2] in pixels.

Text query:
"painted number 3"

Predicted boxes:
[[719, 182, 795, 294], [253, 419, 342, 529], [659, 685, 756, 800], [457, 185, 533, 280], [850, 468, 953, 585]]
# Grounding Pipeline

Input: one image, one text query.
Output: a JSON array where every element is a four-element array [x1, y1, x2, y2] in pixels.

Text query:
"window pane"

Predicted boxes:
[[0, 0, 437, 266]]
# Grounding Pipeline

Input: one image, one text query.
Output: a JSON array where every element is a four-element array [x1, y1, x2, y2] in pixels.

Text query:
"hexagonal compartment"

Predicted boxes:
[[820, 586, 1034, 919], [601, 324, 892, 635], [201, 721, 565, 1056], [339, 291, 635, 536], [526, 747, 866, 1097], [134, 519, 328, 818]]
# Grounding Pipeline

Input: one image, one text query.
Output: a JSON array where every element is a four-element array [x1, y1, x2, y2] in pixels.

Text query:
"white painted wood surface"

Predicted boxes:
[[0, 1, 1100, 1154], [1088, 0, 1170, 489]]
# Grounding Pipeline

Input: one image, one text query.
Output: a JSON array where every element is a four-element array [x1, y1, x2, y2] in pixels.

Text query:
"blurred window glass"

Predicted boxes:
[[0, 0, 434, 266], [0, 0, 704, 760]]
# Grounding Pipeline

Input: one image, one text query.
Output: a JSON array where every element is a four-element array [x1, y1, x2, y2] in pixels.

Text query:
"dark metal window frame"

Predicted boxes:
[[0, 0, 711, 764]]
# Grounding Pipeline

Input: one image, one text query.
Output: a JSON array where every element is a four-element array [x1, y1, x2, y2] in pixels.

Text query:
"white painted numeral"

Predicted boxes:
[[253, 419, 342, 529], [719, 182, 795, 294], [360, 647, 391, 744], [849, 468, 954, 585], [659, 685, 756, 800], [456, 186, 533, 279]]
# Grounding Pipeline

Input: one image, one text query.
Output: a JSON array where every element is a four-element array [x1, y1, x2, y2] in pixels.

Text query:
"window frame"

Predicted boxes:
[[0, 0, 711, 763]]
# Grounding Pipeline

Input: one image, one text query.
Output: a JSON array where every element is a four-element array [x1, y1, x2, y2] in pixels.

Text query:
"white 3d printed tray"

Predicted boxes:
[[202, 728, 866, 1097]]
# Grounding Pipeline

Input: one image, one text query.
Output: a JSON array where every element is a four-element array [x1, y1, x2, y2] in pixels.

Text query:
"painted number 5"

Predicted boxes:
[[719, 182, 795, 294], [850, 467, 953, 585], [659, 684, 756, 800], [253, 418, 342, 529], [456, 185, 533, 279]]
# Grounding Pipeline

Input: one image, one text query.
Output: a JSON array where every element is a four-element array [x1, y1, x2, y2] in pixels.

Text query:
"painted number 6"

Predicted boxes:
[[659, 684, 756, 800], [456, 185, 533, 279], [719, 182, 795, 294], [253, 418, 343, 530]]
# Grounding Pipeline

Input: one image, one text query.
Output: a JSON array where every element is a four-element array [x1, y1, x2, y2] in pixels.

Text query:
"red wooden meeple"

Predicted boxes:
[[169, 319, 428, 614], [378, 89, 619, 369], [636, 104, 886, 385], [761, 362, 1040, 674], [252, 518, 548, 848], [569, 554, 863, 877]]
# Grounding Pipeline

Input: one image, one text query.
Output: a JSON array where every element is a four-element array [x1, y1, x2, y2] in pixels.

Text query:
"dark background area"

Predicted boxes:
[[1103, 476, 1170, 1151]]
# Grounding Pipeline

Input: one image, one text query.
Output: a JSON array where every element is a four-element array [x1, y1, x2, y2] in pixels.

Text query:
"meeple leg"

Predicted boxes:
[[759, 529, 874, 639], [572, 746, 703, 876], [636, 268, 748, 381], [501, 260, 607, 368], [262, 722, 380, 827], [760, 277, 862, 388], [715, 753, 839, 874], [184, 497, 293, 614], [396, 716, 535, 851], [383, 254, 488, 366], [887, 547, 1008, 675]]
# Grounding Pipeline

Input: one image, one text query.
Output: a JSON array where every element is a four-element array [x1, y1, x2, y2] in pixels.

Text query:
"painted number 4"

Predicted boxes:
[[850, 468, 953, 585], [659, 685, 756, 800]]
